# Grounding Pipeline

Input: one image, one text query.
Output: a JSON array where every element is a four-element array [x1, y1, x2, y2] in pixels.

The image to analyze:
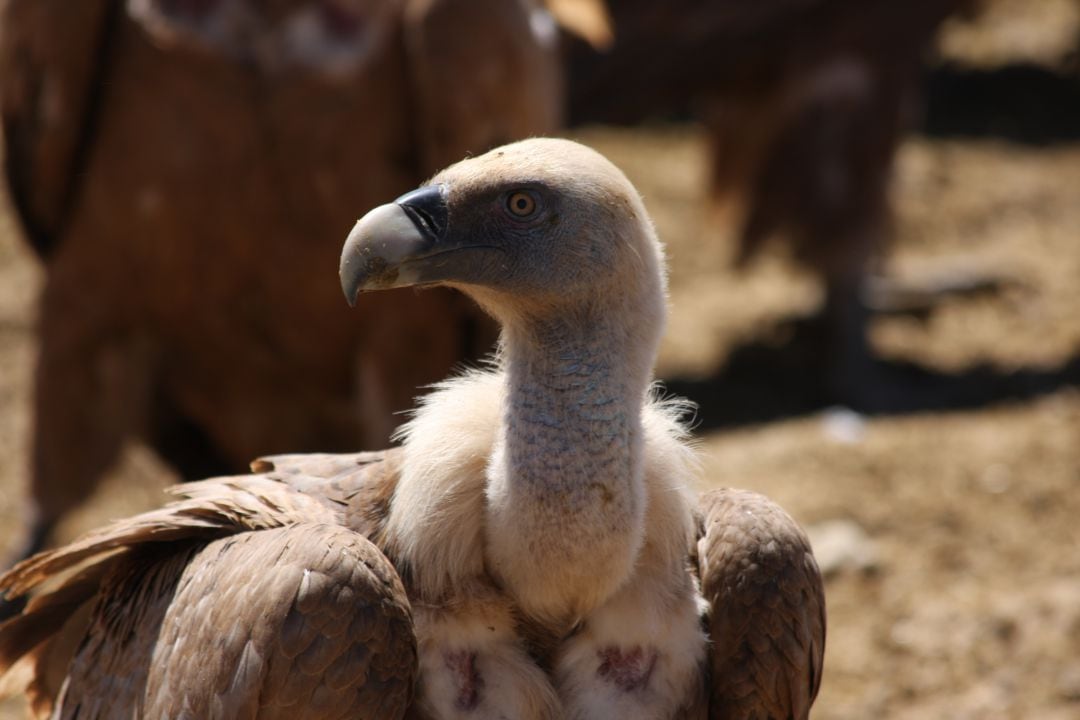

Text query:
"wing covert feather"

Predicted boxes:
[[696, 488, 826, 720], [0, 449, 410, 717], [56, 523, 416, 719], [251, 448, 405, 543]]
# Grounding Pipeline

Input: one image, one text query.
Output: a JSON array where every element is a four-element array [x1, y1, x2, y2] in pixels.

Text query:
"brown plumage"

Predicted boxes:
[[1, 454, 823, 719], [567, 0, 978, 403], [0, 0, 560, 577], [697, 490, 825, 719], [0, 138, 824, 719], [0, 454, 416, 718]]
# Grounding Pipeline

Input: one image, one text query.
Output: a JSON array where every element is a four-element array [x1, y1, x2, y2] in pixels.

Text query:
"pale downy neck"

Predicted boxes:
[[498, 306, 655, 498], [480, 276, 665, 622]]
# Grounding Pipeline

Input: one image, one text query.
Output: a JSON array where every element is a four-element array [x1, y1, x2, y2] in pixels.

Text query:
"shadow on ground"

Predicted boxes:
[[922, 62, 1080, 144], [662, 312, 1080, 430]]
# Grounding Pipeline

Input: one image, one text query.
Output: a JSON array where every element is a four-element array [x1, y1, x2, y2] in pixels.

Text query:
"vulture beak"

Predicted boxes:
[[339, 185, 451, 305]]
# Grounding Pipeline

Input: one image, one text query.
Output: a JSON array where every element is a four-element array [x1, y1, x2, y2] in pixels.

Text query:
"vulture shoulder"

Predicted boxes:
[[0, 449, 416, 719], [0, 0, 117, 257], [696, 488, 826, 719]]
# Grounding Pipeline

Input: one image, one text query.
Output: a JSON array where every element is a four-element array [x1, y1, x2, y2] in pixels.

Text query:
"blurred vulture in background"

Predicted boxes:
[[0, 0, 563, 588], [567, 0, 979, 405]]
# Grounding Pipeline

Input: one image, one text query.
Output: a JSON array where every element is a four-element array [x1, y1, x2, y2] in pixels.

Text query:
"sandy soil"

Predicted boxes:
[[939, 0, 1080, 66], [1, 5, 1079, 718]]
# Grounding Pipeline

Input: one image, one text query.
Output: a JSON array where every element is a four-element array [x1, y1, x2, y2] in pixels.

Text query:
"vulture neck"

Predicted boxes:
[[500, 308, 654, 489], [485, 276, 664, 621]]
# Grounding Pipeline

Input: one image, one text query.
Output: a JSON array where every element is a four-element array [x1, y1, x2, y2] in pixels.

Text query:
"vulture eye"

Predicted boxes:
[[505, 191, 539, 219]]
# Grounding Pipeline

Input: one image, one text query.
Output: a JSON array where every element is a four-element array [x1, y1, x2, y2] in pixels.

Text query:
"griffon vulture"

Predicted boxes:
[[566, 0, 977, 404], [0, 139, 824, 719], [0, 0, 561, 587]]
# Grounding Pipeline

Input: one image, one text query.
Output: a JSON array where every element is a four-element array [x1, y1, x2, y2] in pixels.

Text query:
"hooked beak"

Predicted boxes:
[[339, 185, 449, 306]]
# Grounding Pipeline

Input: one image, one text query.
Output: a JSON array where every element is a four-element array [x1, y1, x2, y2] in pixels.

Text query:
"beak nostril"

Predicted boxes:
[[403, 205, 440, 239], [394, 184, 448, 240]]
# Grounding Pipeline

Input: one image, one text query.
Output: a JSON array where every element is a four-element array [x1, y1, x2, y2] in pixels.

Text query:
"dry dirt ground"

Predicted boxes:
[[1, 8, 1079, 720]]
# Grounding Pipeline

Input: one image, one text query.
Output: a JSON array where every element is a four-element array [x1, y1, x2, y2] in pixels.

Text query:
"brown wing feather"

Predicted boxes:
[[1, 449, 403, 605], [696, 488, 826, 720], [57, 524, 415, 719], [0, 449, 411, 717], [0, 475, 339, 601], [0, 0, 117, 257], [251, 448, 405, 543]]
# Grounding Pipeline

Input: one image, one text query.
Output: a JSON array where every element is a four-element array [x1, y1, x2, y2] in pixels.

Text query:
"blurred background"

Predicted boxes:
[[0, 0, 1078, 717]]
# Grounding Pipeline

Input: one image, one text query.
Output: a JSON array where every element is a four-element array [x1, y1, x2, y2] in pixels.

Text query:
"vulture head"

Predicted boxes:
[[340, 138, 666, 354]]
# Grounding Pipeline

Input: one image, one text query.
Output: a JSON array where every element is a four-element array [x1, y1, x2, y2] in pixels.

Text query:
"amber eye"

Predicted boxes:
[[506, 191, 537, 218]]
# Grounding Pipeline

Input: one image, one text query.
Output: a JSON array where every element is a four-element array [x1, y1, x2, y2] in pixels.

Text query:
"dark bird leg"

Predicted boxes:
[[821, 265, 878, 408], [805, 60, 906, 412], [734, 52, 919, 411]]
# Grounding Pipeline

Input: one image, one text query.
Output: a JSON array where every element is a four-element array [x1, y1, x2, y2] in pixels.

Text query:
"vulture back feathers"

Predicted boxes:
[[0, 0, 561, 579], [0, 138, 825, 719]]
